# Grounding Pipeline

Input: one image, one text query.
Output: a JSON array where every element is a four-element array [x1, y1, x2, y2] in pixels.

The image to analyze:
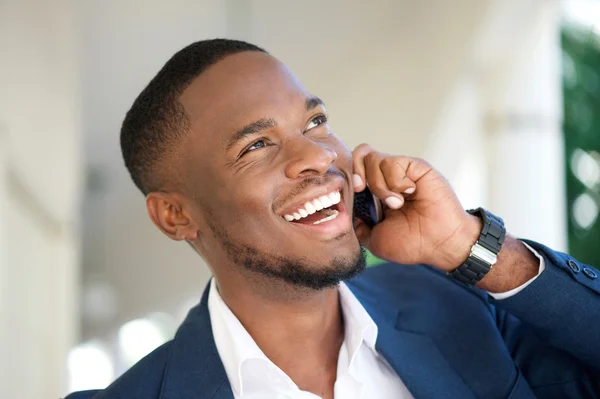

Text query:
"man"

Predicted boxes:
[[67, 39, 600, 399]]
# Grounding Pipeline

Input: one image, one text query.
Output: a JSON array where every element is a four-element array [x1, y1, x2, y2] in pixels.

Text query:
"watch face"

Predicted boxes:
[[353, 186, 383, 228]]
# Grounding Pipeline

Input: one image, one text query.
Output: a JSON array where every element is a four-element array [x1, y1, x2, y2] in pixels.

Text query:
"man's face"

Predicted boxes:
[[179, 51, 364, 290]]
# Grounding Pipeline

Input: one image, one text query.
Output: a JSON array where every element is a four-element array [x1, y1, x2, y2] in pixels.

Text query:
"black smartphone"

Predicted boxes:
[[353, 186, 384, 228]]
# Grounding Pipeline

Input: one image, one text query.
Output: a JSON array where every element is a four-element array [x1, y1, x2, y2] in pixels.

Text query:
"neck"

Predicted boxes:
[[215, 271, 344, 395]]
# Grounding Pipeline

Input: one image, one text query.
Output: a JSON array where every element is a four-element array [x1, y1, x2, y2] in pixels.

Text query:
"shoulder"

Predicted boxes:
[[347, 262, 490, 310], [355, 262, 445, 287], [66, 341, 173, 399]]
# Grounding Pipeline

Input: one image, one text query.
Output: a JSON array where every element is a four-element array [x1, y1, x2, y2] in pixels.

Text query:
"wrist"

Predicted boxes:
[[476, 236, 540, 292], [435, 213, 482, 271]]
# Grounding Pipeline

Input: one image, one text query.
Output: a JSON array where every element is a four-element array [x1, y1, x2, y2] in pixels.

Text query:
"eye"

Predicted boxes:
[[242, 139, 267, 155], [305, 114, 328, 131]]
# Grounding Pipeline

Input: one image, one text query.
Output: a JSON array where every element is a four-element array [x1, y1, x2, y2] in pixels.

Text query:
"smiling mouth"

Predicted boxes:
[[282, 190, 342, 225]]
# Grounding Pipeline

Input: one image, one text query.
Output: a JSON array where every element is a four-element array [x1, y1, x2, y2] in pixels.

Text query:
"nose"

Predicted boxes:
[[283, 137, 338, 179]]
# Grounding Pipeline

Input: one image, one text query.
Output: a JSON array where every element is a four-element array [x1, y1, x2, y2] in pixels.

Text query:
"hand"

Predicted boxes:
[[352, 144, 481, 271]]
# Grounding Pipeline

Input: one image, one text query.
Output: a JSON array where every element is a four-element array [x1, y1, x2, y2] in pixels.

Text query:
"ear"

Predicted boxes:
[[146, 191, 199, 241]]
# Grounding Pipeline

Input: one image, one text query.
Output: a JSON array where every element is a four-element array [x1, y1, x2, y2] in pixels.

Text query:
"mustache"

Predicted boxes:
[[274, 168, 345, 210]]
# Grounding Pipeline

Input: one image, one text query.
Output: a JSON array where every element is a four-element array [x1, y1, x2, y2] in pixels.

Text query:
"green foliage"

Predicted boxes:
[[561, 23, 600, 269], [365, 249, 386, 267]]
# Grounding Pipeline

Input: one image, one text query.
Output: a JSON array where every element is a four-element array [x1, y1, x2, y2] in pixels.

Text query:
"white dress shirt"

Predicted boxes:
[[208, 278, 413, 399], [208, 244, 545, 398]]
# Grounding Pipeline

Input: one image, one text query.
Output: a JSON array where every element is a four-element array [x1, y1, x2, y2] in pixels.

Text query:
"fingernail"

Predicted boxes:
[[352, 174, 363, 188], [404, 187, 415, 194], [385, 196, 403, 209]]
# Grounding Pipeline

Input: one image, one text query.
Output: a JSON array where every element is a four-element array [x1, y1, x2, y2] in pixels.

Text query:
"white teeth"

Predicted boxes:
[[313, 209, 339, 225], [329, 191, 341, 205], [282, 191, 341, 222], [319, 195, 332, 208], [313, 198, 324, 211]]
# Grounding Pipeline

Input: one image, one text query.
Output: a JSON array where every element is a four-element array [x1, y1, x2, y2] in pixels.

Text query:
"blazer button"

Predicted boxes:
[[567, 259, 581, 273], [583, 267, 598, 280]]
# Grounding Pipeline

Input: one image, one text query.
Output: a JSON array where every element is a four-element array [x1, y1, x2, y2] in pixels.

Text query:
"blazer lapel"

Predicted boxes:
[[160, 281, 234, 399], [349, 283, 475, 399]]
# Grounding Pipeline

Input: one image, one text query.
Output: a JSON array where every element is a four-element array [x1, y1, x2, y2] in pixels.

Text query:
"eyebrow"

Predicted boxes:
[[225, 96, 325, 152], [306, 96, 324, 111], [225, 118, 276, 152]]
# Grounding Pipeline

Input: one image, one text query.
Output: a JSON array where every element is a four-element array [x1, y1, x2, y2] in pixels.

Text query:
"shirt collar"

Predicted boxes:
[[207, 278, 379, 397], [208, 278, 271, 396], [338, 281, 379, 365]]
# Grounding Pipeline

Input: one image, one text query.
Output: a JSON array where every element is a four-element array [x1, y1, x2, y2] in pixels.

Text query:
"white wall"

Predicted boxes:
[[77, 0, 230, 340], [0, 0, 82, 398]]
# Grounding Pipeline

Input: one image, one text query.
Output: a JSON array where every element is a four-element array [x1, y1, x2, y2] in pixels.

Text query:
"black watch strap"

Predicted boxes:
[[449, 208, 506, 286]]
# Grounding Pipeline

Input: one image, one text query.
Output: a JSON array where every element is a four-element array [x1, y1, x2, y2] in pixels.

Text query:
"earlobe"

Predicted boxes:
[[180, 228, 199, 242], [146, 192, 198, 241]]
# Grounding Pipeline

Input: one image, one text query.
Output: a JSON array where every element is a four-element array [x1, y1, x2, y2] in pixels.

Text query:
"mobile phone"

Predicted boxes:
[[353, 186, 384, 228]]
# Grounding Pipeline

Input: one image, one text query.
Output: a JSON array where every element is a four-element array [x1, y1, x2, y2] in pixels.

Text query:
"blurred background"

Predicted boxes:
[[0, 0, 599, 397]]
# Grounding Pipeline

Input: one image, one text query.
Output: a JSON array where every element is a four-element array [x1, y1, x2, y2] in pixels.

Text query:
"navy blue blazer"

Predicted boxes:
[[66, 241, 600, 399]]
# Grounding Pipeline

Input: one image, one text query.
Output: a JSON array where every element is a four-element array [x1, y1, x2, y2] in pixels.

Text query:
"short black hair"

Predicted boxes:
[[120, 38, 267, 195]]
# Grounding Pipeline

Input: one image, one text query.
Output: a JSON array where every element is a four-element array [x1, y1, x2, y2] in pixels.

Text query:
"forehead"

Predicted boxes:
[[179, 52, 310, 140]]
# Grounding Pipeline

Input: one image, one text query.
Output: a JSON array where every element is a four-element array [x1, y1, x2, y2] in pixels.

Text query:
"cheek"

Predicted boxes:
[[211, 179, 274, 232], [329, 135, 352, 168]]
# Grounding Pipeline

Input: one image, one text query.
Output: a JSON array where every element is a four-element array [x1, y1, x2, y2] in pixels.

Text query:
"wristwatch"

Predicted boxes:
[[448, 208, 506, 286]]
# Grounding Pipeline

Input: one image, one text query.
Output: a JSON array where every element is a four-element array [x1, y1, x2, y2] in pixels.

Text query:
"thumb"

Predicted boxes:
[[354, 219, 372, 248]]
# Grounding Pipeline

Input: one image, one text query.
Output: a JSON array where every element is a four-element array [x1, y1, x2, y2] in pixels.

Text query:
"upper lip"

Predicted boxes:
[[276, 179, 344, 216]]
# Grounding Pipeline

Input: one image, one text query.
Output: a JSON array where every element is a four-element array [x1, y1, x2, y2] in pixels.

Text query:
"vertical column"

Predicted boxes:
[[483, 1, 566, 251], [0, 0, 82, 397], [0, 125, 7, 395]]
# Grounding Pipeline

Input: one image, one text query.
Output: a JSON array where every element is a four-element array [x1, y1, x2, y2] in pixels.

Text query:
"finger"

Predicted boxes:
[[351, 143, 374, 192], [364, 152, 405, 209], [403, 157, 436, 184], [380, 156, 417, 195]]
